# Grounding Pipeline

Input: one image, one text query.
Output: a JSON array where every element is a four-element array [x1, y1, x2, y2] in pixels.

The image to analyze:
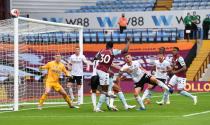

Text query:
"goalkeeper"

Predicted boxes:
[[38, 53, 78, 110]]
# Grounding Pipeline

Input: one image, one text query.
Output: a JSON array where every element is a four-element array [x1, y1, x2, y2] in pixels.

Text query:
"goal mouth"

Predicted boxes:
[[0, 17, 84, 111]]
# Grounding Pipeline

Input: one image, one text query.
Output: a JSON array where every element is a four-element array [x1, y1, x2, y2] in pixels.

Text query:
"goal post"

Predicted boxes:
[[0, 17, 84, 111]]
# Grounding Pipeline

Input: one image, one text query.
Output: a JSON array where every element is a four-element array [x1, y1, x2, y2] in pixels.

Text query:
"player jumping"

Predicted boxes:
[[94, 37, 130, 112]]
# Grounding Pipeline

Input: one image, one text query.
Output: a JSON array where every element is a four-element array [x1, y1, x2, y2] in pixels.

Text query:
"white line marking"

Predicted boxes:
[[183, 110, 210, 117], [0, 115, 178, 119], [0, 92, 208, 114]]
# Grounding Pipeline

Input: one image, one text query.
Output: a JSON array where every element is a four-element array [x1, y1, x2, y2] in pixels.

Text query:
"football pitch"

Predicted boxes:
[[0, 92, 210, 125]]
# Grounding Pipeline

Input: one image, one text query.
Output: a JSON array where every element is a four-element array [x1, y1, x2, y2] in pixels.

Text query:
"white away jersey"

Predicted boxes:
[[120, 60, 145, 83], [154, 60, 170, 79], [92, 60, 99, 76], [69, 54, 87, 76]]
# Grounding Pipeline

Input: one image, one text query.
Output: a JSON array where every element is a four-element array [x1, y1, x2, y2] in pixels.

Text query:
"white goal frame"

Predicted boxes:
[[13, 17, 83, 111]]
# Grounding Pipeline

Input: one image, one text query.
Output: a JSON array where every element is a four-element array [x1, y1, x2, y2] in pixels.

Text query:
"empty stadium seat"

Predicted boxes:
[[13, 27, 182, 43], [171, 0, 209, 10], [66, 0, 156, 13]]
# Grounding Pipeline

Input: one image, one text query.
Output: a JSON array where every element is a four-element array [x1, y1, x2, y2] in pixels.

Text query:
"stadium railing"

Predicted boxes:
[[192, 52, 210, 81], [0, 28, 203, 43]]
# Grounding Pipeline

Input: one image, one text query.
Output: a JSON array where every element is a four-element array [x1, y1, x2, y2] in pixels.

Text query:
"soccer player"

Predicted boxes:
[[67, 46, 90, 105], [155, 47, 171, 104], [145, 47, 171, 104], [119, 53, 173, 110], [111, 73, 136, 110], [94, 37, 130, 112], [157, 47, 197, 105], [38, 54, 78, 110], [90, 59, 115, 111], [90, 52, 115, 111], [90, 58, 100, 111], [142, 53, 171, 104], [90, 57, 135, 111]]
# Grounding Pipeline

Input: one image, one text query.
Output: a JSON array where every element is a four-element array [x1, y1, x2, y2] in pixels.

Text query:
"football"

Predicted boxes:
[[10, 9, 20, 17]]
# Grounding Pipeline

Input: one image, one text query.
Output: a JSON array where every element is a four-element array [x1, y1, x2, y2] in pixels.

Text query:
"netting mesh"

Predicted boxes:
[[0, 18, 83, 110]]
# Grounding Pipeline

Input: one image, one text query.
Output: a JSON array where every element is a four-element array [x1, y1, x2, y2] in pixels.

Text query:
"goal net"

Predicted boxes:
[[0, 17, 84, 111]]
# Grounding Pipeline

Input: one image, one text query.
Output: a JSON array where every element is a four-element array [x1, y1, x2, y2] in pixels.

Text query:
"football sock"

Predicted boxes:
[[39, 93, 48, 106], [142, 89, 151, 101], [180, 90, 194, 99], [135, 96, 145, 109], [62, 93, 72, 107], [157, 80, 169, 91], [109, 98, 114, 107], [68, 88, 75, 100], [118, 92, 128, 107], [106, 97, 110, 106], [162, 90, 169, 103], [91, 93, 97, 109], [96, 94, 106, 109]]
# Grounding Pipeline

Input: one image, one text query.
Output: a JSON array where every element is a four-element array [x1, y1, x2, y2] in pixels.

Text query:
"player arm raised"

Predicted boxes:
[[121, 37, 131, 54]]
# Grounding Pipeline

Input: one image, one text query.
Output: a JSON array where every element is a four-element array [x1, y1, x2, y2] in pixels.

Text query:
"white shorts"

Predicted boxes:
[[96, 69, 113, 86], [169, 75, 186, 90]]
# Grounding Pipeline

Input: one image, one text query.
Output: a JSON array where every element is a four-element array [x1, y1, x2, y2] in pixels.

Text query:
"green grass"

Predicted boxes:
[[0, 92, 210, 125]]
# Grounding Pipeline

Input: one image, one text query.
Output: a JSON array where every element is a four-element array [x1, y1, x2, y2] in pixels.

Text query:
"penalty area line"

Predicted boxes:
[[183, 110, 210, 117], [0, 92, 208, 114], [0, 115, 179, 119]]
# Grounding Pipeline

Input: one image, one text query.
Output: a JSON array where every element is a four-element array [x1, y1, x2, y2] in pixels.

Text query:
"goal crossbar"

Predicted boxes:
[[11, 17, 84, 111]]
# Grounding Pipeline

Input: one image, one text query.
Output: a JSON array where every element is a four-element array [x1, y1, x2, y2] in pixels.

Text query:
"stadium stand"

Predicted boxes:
[[0, 28, 185, 43], [12, 0, 97, 13], [187, 40, 210, 81], [0, 27, 202, 43], [171, 0, 210, 10], [65, 0, 156, 13]]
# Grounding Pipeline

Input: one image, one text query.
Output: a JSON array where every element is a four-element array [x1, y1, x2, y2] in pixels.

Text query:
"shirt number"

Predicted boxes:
[[99, 54, 111, 64]]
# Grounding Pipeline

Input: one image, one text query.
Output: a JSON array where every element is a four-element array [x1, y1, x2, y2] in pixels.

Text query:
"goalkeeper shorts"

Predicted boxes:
[[45, 82, 62, 91]]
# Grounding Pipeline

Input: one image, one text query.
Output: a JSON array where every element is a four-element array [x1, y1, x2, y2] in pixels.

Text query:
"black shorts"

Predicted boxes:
[[157, 78, 167, 84], [134, 74, 152, 88], [90, 75, 100, 90], [69, 76, 82, 85], [150, 78, 167, 89]]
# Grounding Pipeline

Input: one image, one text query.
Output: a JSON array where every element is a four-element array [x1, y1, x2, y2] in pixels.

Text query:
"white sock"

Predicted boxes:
[[157, 80, 169, 91], [91, 93, 97, 109], [167, 95, 170, 102], [135, 96, 145, 109], [142, 89, 151, 102], [118, 92, 128, 107], [109, 98, 114, 107], [106, 97, 110, 106], [108, 78, 113, 92], [180, 90, 194, 99], [162, 90, 169, 103], [68, 88, 74, 100], [77, 88, 82, 104], [96, 94, 106, 109]]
